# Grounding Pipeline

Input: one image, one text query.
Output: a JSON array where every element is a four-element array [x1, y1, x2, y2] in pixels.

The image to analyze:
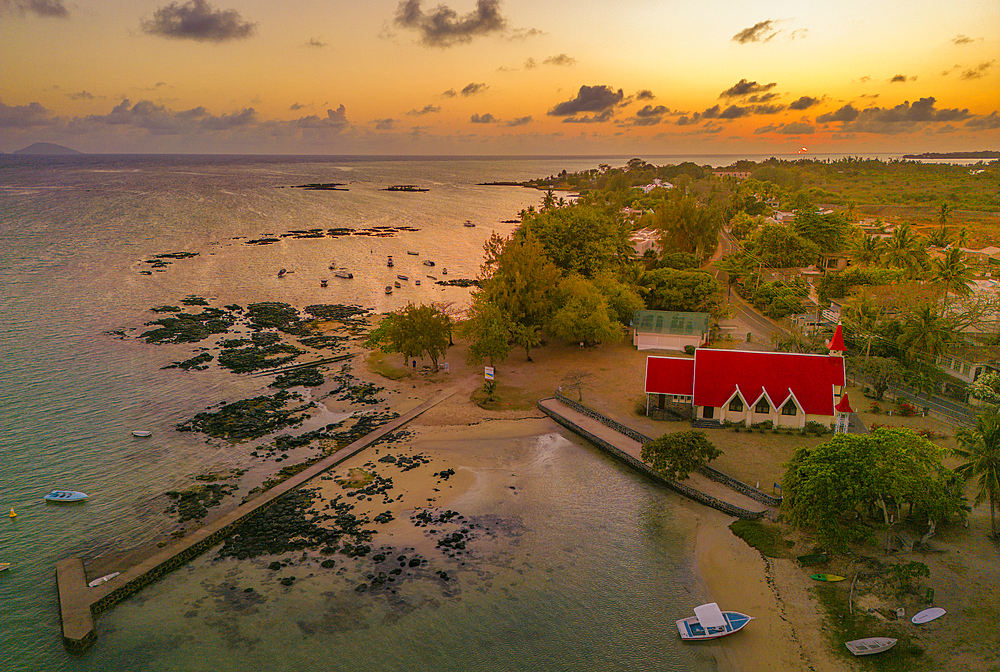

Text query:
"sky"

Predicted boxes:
[[1, 0, 998, 155]]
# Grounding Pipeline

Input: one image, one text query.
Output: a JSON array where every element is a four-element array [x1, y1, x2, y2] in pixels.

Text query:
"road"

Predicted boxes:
[[710, 229, 788, 344]]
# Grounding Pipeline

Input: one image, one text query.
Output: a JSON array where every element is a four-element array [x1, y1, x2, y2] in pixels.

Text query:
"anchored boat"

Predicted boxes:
[[44, 491, 88, 503], [88, 572, 120, 588], [676, 603, 753, 641], [334, 270, 353, 279]]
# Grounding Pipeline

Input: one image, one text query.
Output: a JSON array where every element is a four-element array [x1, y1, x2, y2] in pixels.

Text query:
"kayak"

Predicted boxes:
[[811, 574, 846, 582]]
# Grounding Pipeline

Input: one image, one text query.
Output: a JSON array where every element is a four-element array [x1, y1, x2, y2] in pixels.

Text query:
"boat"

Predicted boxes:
[[394, 281, 401, 288], [845, 637, 898, 656], [442, 268, 448, 275], [811, 574, 846, 582], [387, 256, 394, 267], [676, 603, 753, 641], [131, 430, 152, 437], [44, 491, 88, 503], [911, 607, 946, 624], [384, 285, 392, 294], [415, 279, 421, 286], [423, 260, 435, 267], [320, 279, 328, 287], [334, 270, 353, 279], [407, 250, 419, 255], [0, 563, 10, 573], [88, 571, 120, 588], [397, 274, 408, 281], [427, 275, 437, 280], [464, 220, 476, 227], [277, 268, 287, 277]]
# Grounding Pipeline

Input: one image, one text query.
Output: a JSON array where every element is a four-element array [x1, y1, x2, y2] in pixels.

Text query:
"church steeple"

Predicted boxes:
[[828, 322, 845, 356]]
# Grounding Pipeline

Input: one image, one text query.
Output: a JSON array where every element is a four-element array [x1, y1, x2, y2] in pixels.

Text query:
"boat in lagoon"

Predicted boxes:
[[442, 268, 448, 275], [464, 220, 476, 227], [397, 274, 408, 281], [415, 280, 420, 286], [387, 256, 394, 267], [44, 491, 88, 503], [676, 603, 753, 641], [912, 607, 946, 624], [277, 268, 287, 278], [131, 430, 151, 437], [333, 270, 353, 279], [811, 574, 845, 582], [320, 279, 328, 287], [384, 285, 392, 294], [407, 251, 419, 255], [423, 260, 435, 267], [394, 281, 401, 288], [87, 572, 120, 588], [845, 637, 897, 656]]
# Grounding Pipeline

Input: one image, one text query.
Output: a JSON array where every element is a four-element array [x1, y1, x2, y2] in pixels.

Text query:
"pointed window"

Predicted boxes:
[[755, 399, 771, 414], [781, 401, 798, 416], [729, 398, 744, 412]]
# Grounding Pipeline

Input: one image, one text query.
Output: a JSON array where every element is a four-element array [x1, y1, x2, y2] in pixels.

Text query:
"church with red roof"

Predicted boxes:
[[644, 324, 848, 428]]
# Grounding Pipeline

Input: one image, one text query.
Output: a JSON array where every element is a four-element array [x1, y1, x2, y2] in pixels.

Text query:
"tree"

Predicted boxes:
[[548, 276, 623, 346], [480, 229, 562, 332], [594, 272, 645, 325], [743, 224, 820, 268], [968, 370, 1000, 405], [938, 201, 953, 227], [854, 356, 905, 400], [850, 235, 884, 266], [841, 293, 882, 359], [955, 411, 1000, 537], [560, 369, 593, 401], [931, 247, 972, 304], [641, 431, 722, 481], [792, 210, 851, 252], [783, 428, 964, 550], [649, 187, 722, 259], [368, 303, 451, 371], [512, 322, 542, 361], [898, 305, 954, 363], [882, 224, 929, 278], [641, 267, 724, 317], [460, 295, 512, 369], [728, 211, 760, 241], [519, 204, 629, 278]]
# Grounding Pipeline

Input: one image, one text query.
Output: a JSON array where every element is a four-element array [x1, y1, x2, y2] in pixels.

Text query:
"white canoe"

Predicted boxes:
[[132, 430, 152, 437], [846, 637, 897, 656], [912, 607, 946, 624], [676, 603, 753, 640], [88, 571, 120, 588]]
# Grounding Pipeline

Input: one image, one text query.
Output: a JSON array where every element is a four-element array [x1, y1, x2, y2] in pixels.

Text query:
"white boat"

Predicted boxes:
[[88, 571, 120, 588], [0, 562, 10, 573], [333, 270, 353, 279], [676, 603, 753, 640], [912, 607, 946, 624], [132, 430, 151, 437], [845, 637, 897, 656]]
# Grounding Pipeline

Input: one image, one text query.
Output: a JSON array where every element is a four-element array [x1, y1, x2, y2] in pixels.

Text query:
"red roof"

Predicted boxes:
[[645, 356, 695, 396], [827, 323, 845, 352], [835, 393, 854, 414], [692, 349, 845, 415]]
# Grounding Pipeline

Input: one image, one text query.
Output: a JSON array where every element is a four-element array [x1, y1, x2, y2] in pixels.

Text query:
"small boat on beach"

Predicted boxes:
[[385, 285, 393, 294], [427, 275, 437, 280], [407, 250, 419, 255], [845, 637, 897, 656], [131, 430, 152, 437], [912, 607, 946, 624], [676, 603, 752, 641], [811, 574, 846, 582], [423, 260, 435, 267], [464, 220, 476, 227], [88, 572, 120, 588], [397, 274, 408, 281], [44, 491, 88, 503], [277, 268, 287, 278], [334, 270, 353, 279]]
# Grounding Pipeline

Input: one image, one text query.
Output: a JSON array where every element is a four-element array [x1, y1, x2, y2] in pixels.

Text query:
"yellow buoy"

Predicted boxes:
[[8, 509, 16, 518]]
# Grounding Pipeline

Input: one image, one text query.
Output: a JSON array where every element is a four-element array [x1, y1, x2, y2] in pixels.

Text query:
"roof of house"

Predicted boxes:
[[632, 310, 710, 336], [645, 356, 695, 396], [827, 323, 845, 352], [836, 393, 854, 414], [692, 349, 845, 415]]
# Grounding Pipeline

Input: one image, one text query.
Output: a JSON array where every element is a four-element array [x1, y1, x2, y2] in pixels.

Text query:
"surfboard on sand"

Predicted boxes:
[[911, 607, 946, 624]]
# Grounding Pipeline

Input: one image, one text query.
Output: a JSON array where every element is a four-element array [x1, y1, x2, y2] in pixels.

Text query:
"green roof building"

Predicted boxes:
[[630, 310, 710, 351]]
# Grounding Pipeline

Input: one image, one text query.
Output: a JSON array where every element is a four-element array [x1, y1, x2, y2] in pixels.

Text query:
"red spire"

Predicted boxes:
[[828, 323, 845, 353], [835, 392, 854, 414]]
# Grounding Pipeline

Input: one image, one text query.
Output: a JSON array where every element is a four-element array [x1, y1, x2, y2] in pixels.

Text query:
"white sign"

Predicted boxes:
[[484, 366, 494, 381]]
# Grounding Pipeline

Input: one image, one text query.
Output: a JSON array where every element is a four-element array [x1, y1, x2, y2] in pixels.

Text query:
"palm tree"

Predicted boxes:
[[955, 411, 1000, 537], [883, 224, 929, 278], [938, 202, 953, 227], [898, 305, 954, 363], [931, 247, 973, 305], [850, 234, 884, 266], [842, 294, 882, 359], [957, 227, 970, 248]]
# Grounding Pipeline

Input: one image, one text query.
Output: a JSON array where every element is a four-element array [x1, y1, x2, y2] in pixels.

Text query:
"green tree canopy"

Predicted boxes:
[[792, 210, 852, 252], [641, 267, 724, 317], [648, 188, 721, 259], [367, 303, 451, 371], [460, 295, 512, 369], [480, 229, 562, 331], [743, 224, 820, 268], [641, 430, 722, 481], [955, 411, 1000, 537], [519, 204, 629, 277], [548, 275, 624, 346]]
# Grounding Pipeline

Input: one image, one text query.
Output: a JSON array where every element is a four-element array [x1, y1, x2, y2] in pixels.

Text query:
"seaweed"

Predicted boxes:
[[141, 308, 237, 344], [151, 305, 181, 313], [182, 296, 209, 306], [217, 343, 303, 374], [162, 352, 214, 371], [270, 368, 325, 389], [166, 481, 238, 523], [176, 390, 309, 440], [246, 302, 312, 335]]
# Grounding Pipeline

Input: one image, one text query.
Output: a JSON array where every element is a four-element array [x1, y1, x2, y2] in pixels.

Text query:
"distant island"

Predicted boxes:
[[903, 151, 1000, 159], [384, 185, 429, 192], [13, 142, 83, 156]]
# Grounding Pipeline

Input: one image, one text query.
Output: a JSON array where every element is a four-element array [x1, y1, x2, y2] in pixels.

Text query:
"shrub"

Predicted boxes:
[[803, 421, 829, 435], [751, 420, 774, 430], [869, 401, 881, 414], [683, 345, 696, 355], [897, 402, 916, 417]]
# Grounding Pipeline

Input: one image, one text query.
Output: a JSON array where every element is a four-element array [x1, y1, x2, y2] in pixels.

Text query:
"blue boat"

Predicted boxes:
[[43, 491, 88, 503], [676, 603, 753, 640]]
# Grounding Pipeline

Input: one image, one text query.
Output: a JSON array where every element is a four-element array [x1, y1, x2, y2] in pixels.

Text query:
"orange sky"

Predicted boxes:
[[1, 0, 998, 154]]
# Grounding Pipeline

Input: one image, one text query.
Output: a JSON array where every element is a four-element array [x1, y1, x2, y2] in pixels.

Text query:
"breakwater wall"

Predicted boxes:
[[552, 390, 782, 507], [58, 387, 457, 653], [539, 398, 765, 520]]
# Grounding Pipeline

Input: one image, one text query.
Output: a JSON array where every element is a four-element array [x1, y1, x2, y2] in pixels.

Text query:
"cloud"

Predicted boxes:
[[470, 112, 497, 123], [788, 96, 822, 110], [543, 53, 575, 66], [290, 103, 306, 111], [69, 91, 94, 101], [787, 28, 808, 40], [966, 112, 1000, 130], [816, 104, 860, 123], [636, 104, 670, 118], [505, 115, 532, 127], [718, 105, 749, 119], [889, 74, 913, 83], [461, 82, 488, 96], [393, 0, 509, 47], [374, 118, 396, 130], [1, 0, 68, 18], [523, 57, 537, 69], [961, 61, 994, 80], [619, 104, 672, 126], [441, 89, 457, 97], [200, 108, 257, 130], [548, 85, 624, 117], [817, 97, 972, 134], [952, 34, 974, 45], [732, 20, 779, 44], [859, 76, 871, 83], [561, 110, 614, 123], [719, 79, 777, 99], [295, 105, 349, 131], [406, 104, 441, 116], [636, 90, 655, 101], [306, 37, 326, 48], [754, 122, 814, 135], [141, 0, 257, 42], [0, 99, 55, 127]]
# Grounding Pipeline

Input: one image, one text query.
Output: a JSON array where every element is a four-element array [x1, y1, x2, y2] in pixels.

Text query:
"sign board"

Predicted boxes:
[[484, 366, 494, 381]]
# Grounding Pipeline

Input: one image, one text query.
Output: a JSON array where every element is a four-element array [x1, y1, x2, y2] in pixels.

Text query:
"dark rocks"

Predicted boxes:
[[321, 559, 336, 568]]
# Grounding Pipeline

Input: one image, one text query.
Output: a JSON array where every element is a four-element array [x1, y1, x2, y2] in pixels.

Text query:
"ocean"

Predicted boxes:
[[0, 153, 899, 671]]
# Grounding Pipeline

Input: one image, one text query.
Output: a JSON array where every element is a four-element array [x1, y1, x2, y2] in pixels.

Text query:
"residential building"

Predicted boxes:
[[631, 310, 710, 351]]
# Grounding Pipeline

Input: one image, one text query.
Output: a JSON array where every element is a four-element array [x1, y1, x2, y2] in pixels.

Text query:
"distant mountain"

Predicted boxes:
[[13, 142, 84, 156]]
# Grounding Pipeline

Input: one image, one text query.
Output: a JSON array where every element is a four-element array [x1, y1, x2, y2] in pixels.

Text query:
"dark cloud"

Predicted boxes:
[[306, 37, 326, 48], [0, 99, 54, 127], [960, 61, 994, 80], [548, 85, 624, 117], [816, 104, 860, 123], [860, 75, 871, 83], [744, 92, 781, 104], [295, 105, 349, 131], [406, 104, 441, 116], [752, 104, 785, 115], [523, 57, 537, 69], [788, 95, 821, 110], [1, 0, 68, 18], [290, 103, 306, 111], [470, 112, 497, 123], [441, 89, 457, 97], [720, 79, 777, 99], [636, 104, 669, 118], [718, 105, 749, 119], [461, 82, 489, 96], [543, 53, 575, 66], [505, 115, 532, 127], [700, 105, 721, 119], [817, 97, 972, 133], [560, 109, 614, 123], [952, 34, 974, 45], [374, 118, 396, 130], [69, 91, 94, 101], [966, 112, 1000, 129], [754, 122, 814, 135], [200, 108, 257, 130], [732, 20, 778, 44], [393, 0, 508, 47], [889, 74, 912, 83], [141, 0, 257, 42], [636, 90, 655, 100]]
